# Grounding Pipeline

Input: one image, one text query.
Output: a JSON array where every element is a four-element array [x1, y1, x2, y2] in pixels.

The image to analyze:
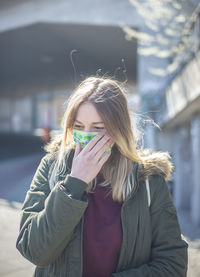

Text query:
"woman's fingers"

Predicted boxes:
[[74, 141, 81, 158], [70, 135, 113, 184], [98, 147, 112, 167], [94, 138, 112, 160], [83, 132, 105, 152], [90, 135, 111, 157]]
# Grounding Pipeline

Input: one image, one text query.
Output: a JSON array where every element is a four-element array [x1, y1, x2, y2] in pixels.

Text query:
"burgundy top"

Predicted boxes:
[[82, 172, 123, 277]]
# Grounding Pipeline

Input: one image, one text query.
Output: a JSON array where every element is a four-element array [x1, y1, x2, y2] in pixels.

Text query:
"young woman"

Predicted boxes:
[[16, 76, 188, 277]]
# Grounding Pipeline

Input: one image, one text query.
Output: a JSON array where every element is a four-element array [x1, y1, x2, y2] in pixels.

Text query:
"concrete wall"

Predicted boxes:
[[191, 114, 200, 225], [153, 52, 200, 226], [0, 0, 143, 33], [173, 125, 192, 210]]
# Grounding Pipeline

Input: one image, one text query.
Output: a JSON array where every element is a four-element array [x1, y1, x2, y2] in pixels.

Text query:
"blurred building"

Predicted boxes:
[[144, 7, 200, 226], [0, 0, 142, 135]]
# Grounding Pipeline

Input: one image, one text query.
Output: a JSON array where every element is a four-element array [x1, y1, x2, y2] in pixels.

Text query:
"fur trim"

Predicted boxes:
[[43, 134, 63, 154], [43, 135, 174, 182], [138, 149, 174, 182]]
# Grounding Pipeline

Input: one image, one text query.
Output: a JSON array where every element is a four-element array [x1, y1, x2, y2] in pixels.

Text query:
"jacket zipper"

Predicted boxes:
[[115, 200, 127, 271], [80, 216, 84, 277], [116, 166, 140, 271]]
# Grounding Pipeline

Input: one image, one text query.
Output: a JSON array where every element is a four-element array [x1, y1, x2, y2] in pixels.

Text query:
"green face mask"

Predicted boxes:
[[72, 129, 112, 155]]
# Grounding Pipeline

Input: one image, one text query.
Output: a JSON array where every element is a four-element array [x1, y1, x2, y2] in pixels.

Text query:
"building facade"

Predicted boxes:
[[0, 0, 140, 135], [145, 10, 200, 225]]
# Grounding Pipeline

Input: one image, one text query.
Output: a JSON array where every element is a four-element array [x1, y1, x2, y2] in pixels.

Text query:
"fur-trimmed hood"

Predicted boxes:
[[44, 134, 174, 182], [137, 149, 174, 182]]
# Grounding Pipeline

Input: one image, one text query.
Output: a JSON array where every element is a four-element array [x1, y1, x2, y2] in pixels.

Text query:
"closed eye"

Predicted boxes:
[[74, 125, 104, 130], [74, 125, 82, 128]]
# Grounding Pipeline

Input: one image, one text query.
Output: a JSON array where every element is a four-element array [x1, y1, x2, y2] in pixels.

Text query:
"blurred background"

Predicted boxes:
[[0, 0, 200, 276]]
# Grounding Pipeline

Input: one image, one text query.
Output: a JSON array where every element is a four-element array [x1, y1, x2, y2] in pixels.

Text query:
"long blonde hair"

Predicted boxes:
[[45, 76, 143, 202]]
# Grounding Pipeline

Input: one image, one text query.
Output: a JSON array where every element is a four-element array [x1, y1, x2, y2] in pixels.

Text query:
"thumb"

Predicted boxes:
[[74, 141, 81, 158]]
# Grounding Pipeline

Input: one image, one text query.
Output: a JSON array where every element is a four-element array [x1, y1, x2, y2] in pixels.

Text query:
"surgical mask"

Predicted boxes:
[[72, 129, 112, 155]]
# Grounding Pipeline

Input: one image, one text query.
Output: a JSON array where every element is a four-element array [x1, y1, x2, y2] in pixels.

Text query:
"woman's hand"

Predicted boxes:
[[70, 133, 113, 184]]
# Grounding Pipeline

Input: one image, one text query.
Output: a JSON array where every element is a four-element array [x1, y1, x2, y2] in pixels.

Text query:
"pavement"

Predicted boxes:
[[0, 153, 44, 277], [0, 199, 35, 277], [177, 210, 200, 277], [0, 154, 200, 276]]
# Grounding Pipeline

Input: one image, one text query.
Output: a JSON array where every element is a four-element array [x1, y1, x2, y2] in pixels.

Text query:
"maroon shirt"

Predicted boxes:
[[82, 173, 123, 277]]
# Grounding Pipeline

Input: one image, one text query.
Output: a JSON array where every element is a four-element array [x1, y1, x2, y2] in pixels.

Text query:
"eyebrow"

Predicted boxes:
[[75, 119, 104, 124]]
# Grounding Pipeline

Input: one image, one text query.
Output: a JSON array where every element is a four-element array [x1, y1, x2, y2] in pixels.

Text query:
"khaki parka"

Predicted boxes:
[[16, 138, 188, 277]]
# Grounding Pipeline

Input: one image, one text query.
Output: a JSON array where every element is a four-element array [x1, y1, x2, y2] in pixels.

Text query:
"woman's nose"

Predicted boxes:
[[83, 128, 91, 132]]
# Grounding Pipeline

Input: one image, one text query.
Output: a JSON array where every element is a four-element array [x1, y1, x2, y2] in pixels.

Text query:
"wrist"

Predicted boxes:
[[62, 174, 88, 200], [69, 173, 88, 184]]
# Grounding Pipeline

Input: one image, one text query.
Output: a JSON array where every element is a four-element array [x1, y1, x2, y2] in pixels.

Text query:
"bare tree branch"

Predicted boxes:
[[124, 0, 200, 76]]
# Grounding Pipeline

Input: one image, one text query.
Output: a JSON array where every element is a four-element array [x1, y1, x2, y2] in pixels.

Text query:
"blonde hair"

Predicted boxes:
[[45, 76, 143, 202]]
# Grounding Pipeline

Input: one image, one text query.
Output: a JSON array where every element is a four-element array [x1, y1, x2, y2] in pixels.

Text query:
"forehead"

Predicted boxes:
[[76, 102, 103, 123]]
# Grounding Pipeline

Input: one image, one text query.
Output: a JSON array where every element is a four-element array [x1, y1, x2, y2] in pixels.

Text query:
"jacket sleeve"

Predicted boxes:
[[16, 153, 88, 267], [111, 175, 188, 277]]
